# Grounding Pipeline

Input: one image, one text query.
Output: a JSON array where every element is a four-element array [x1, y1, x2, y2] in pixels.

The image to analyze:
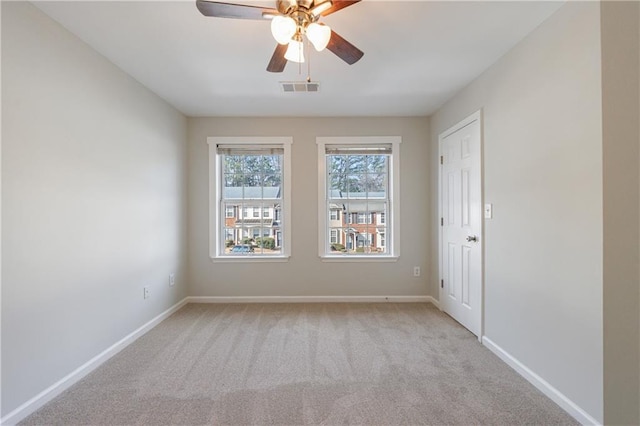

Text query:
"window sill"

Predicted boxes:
[[210, 255, 290, 263], [320, 255, 399, 263]]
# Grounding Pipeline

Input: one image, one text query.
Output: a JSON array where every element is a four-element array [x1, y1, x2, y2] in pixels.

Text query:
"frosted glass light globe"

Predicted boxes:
[[306, 23, 331, 51], [284, 39, 305, 63], [271, 16, 296, 45]]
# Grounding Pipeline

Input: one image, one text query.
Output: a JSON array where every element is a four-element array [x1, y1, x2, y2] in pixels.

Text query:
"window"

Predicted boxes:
[[208, 137, 292, 260], [357, 212, 372, 224], [317, 136, 401, 259]]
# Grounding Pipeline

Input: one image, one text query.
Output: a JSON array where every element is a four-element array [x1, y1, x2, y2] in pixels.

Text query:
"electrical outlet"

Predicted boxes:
[[169, 273, 175, 287], [143, 286, 150, 299], [413, 266, 421, 277]]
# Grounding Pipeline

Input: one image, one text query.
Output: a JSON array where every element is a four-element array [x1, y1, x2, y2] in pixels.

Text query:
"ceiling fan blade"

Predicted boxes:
[[266, 44, 288, 73], [326, 30, 364, 65], [196, 0, 278, 20], [320, 0, 361, 17]]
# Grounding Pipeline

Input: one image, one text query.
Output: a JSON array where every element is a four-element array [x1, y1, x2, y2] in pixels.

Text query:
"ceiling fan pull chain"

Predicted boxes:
[[307, 37, 312, 82], [298, 36, 302, 75]]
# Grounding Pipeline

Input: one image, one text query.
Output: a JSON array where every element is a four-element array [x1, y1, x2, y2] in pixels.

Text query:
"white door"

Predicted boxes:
[[439, 112, 482, 338]]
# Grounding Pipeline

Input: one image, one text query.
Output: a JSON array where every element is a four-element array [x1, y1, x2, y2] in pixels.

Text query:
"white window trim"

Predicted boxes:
[[208, 136, 292, 262], [316, 136, 401, 261]]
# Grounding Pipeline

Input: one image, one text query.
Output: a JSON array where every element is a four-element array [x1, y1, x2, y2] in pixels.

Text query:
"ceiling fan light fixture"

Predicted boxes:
[[306, 22, 331, 51], [271, 16, 296, 44], [284, 38, 305, 63]]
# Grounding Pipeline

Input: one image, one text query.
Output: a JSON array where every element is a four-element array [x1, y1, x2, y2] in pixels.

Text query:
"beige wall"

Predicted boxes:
[[430, 2, 603, 422], [187, 117, 430, 298], [601, 2, 640, 424], [1, 3, 188, 416]]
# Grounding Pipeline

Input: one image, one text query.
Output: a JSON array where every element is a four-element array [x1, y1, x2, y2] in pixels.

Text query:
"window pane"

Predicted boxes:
[[224, 173, 244, 187], [328, 156, 348, 177], [243, 155, 261, 174], [346, 155, 366, 175], [329, 172, 346, 194], [327, 154, 389, 199], [365, 173, 387, 196], [376, 227, 387, 253], [224, 155, 244, 174], [366, 155, 387, 174], [263, 155, 282, 174], [223, 228, 235, 253], [329, 228, 345, 251], [367, 201, 386, 216], [220, 150, 285, 257], [263, 174, 281, 194], [323, 145, 393, 257], [346, 175, 365, 197], [244, 174, 262, 189], [377, 211, 386, 225]]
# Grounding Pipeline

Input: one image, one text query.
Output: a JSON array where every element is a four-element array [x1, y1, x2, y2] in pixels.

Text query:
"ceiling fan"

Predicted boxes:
[[196, 0, 364, 72]]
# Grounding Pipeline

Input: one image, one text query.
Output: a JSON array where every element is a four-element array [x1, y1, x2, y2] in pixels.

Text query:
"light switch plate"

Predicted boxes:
[[484, 204, 493, 219]]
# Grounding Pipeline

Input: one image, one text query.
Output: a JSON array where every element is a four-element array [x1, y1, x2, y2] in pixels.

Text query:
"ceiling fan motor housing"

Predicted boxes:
[[277, 0, 316, 16]]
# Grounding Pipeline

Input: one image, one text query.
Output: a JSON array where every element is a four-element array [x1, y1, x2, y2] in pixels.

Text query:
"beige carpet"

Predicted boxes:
[[21, 303, 577, 425]]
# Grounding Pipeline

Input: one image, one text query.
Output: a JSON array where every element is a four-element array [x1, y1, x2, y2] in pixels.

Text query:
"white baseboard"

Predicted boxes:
[[425, 296, 440, 309], [187, 295, 434, 304], [1, 297, 189, 426], [482, 337, 600, 426]]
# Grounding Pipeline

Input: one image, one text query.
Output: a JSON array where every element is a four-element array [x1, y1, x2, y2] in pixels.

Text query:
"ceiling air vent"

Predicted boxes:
[[280, 81, 320, 93]]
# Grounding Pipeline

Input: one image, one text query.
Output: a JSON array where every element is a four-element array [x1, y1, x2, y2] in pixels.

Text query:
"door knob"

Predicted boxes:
[[466, 235, 478, 242]]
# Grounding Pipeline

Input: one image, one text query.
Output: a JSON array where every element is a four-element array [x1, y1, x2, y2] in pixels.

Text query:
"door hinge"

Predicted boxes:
[[440, 155, 443, 165], [440, 217, 444, 226], [441, 279, 444, 288]]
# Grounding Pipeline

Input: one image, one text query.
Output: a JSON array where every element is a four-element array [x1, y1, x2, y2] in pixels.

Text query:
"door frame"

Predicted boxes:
[[438, 109, 485, 342]]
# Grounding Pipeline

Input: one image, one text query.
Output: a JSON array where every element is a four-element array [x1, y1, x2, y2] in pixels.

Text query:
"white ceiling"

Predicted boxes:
[[34, 1, 564, 117]]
